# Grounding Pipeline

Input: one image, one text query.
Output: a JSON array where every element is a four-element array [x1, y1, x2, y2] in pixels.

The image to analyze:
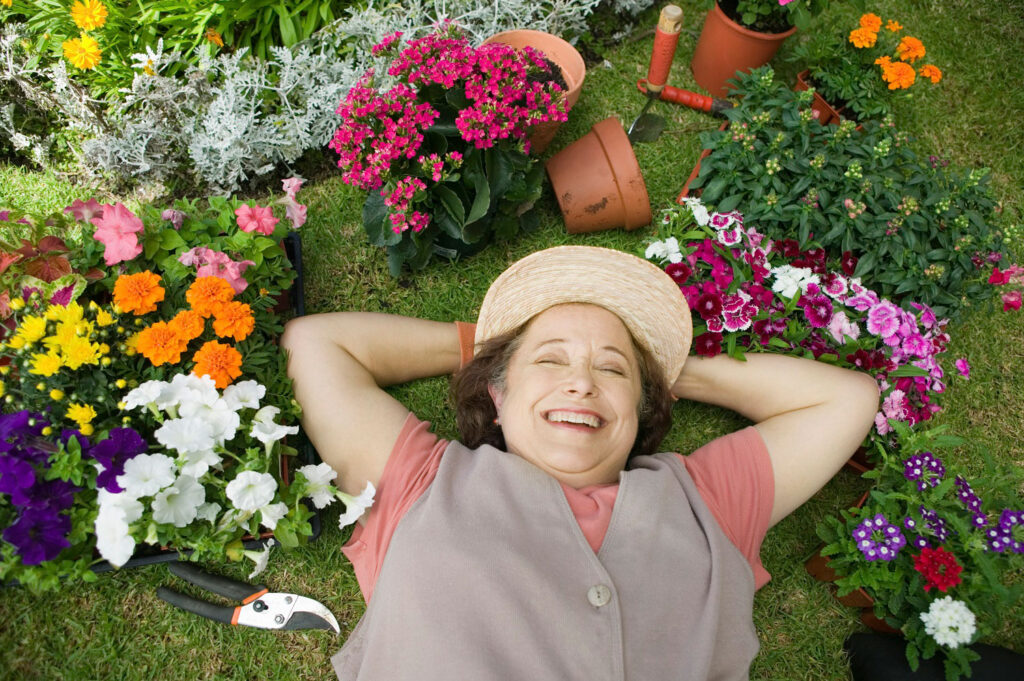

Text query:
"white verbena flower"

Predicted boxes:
[[250, 406, 299, 446], [155, 417, 216, 455], [222, 380, 266, 411], [680, 196, 710, 226], [244, 538, 277, 580], [297, 462, 339, 510], [338, 481, 376, 529], [152, 475, 206, 527], [117, 453, 176, 499], [644, 237, 683, 264], [226, 470, 278, 512], [920, 596, 976, 649], [259, 502, 288, 530]]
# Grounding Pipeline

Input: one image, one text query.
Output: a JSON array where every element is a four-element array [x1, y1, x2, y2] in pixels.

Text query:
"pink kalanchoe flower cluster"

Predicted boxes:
[[647, 199, 957, 439]]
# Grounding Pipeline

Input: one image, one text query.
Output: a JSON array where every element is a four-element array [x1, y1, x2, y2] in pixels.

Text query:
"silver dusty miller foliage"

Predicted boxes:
[[74, 0, 606, 195]]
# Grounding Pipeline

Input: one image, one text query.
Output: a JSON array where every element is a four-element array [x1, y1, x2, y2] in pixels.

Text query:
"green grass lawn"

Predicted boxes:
[[2, 1, 1023, 679]]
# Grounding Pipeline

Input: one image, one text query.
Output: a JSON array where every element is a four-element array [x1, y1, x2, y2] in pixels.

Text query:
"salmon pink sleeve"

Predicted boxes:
[[679, 426, 775, 589], [341, 413, 448, 602]]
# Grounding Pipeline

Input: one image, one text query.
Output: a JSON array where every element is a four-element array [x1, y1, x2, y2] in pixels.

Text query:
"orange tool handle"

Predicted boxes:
[[636, 79, 734, 116], [646, 5, 683, 94]]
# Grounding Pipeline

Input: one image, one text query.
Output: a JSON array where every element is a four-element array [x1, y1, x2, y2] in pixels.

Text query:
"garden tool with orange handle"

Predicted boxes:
[[627, 4, 684, 144]]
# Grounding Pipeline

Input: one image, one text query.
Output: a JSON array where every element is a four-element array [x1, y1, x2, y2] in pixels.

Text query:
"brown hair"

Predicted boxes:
[[450, 322, 675, 459]]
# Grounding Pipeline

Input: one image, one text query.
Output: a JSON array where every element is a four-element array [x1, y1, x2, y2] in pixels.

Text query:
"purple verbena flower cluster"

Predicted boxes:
[[853, 513, 907, 561], [953, 475, 989, 528], [919, 505, 954, 543], [986, 510, 1024, 553], [903, 451, 945, 491]]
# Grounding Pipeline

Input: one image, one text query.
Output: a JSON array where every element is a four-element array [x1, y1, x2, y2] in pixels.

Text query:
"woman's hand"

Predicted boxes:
[[672, 353, 879, 526], [281, 313, 461, 495]]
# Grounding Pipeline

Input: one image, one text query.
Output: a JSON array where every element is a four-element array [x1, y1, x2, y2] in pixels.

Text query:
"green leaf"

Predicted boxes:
[[159, 228, 187, 251], [435, 185, 466, 227], [485, 148, 514, 200], [464, 156, 491, 226], [362, 191, 399, 246]]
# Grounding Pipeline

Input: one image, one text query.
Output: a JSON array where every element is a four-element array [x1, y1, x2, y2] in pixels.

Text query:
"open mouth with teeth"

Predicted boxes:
[[544, 410, 605, 429]]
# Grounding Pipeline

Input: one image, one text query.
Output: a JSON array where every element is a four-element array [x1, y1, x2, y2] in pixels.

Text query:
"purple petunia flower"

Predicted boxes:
[[852, 513, 907, 562], [903, 452, 945, 492], [2, 507, 72, 565], [90, 427, 148, 494], [0, 454, 37, 501]]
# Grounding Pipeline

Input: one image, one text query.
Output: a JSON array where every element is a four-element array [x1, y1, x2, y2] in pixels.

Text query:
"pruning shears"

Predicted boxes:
[[156, 562, 340, 633]]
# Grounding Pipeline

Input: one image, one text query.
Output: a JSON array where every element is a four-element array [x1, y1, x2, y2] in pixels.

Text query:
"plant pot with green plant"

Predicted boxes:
[[690, 0, 829, 97], [789, 12, 944, 123], [330, 22, 569, 277]]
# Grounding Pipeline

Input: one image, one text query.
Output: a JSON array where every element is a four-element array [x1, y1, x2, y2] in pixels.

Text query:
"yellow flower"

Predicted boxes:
[[62, 33, 102, 70], [44, 321, 78, 351], [6, 335, 25, 350], [0, 381, 4, 398], [9, 297, 24, 311], [54, 301, 85, 325], [204, 28, 224, 48], [66, 402, 97, 426], [81, 424, 95, 436], [29, 352, 63, 377], [124, 332, 140, 355], [95, 308, 115, 326], [42, 426, 53, 436], [70, 0, 108, 31], [115, 378, 127, 389], [1, 0, 12, 8], [15, 315, 48, 345], [61, 335, 101, 369], [50, 389, 65, 400]]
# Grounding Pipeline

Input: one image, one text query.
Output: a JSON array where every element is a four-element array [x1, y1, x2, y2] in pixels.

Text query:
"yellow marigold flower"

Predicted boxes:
[[137, 321, 188, 366], [70, 0, 108, 31], [114, 271, 166, 316], [886, 20, 903, 32], [882, 60, 916, 89], [204, 28, 224, 48], [95, 308, 115, 326], [50, 389, 65, 400], [30, 352, 63, 377], [897, 36, 926, 63], [918, 64, 942, 83], [62, 33, 102, 70], [848, 27, 877, 49], [859, 13, 882, 32], [15, 316, 49, 345], [61, 335, 102, 369], [66, 402, 97, 426]]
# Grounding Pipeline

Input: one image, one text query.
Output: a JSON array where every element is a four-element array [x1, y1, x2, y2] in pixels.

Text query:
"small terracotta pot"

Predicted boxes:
[[482, 29, 586, 154], [691, 2, 796, 97], [861, 610, 902, 635], [677, 121, 728, 202], [795, 70, 844, 125], [837, 587, 875, 608], [545, 117, 652, 234]]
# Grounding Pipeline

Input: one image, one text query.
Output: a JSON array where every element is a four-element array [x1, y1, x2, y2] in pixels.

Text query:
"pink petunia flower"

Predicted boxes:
[[65, 198, 104, 223], [91, 203, 144, 265], [161, 209, 186, 230], [179, 247, 255, 294], [954, 358, 971, 379], [235, 204, 280, 236]]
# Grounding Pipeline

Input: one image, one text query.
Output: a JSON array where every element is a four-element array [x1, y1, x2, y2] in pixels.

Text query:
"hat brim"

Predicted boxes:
[[475, 246, 692, 385]]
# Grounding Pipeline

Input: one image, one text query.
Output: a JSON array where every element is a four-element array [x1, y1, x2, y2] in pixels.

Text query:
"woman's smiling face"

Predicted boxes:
[[488, 303, 644, 488]]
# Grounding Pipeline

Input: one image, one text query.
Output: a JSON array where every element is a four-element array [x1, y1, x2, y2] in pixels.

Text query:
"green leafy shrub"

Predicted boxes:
[[687, 67, 1006, 319]]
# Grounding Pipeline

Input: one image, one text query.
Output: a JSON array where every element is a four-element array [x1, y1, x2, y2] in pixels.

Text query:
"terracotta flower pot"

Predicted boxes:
[[545, 117, 652, 234], [482, 29, 586, 154], [691, 1, 796, 97], [795, 70, 844, 125]]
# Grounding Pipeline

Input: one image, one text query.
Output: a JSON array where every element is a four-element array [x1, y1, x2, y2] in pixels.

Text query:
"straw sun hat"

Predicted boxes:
[[475, 246, 693, 385]]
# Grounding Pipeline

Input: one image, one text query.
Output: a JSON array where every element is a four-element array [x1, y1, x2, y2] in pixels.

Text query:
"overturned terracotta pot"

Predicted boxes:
[[545, 117, 652, 234]]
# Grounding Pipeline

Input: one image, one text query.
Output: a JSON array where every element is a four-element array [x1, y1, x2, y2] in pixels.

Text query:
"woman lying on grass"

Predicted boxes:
[[281, 245, 879, 680]]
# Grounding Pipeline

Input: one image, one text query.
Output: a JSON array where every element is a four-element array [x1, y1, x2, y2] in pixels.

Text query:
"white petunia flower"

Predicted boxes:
[[152, 475, 206, 527], [920, 596, 976, 649], [297, 463, 339, 509], [169, 372, 219, 409], [122, 380, 167, 411], [178, 448, 223, 479], [244, 538, 277, 580], [97, 489, 145, 524], [95, 505, 136, 568], [226, 471, 278, 512], [179, 397, 240, 445], [681, 197, 710, 226], [259, 502, 288, 530], [337, 481, 376, 529], [250, 406, 300, 446], [155, 417, 216, 455], [196, 502, 222, 524], [222, 380, 266, 411], [117, 454, 176, 499]]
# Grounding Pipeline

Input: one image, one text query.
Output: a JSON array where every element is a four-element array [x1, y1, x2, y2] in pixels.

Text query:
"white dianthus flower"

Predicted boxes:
[[681, 197, 710, 226], [920, 596, 976, 649], [644, 237, 683, 264]]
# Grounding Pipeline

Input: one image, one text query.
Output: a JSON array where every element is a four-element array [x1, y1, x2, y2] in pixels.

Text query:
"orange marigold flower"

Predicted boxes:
[[886, 20, 903, 32], [169, 309, 206, 342], [192, 340, 243, 389], [113, 271, 165, 315], [204, 28, 224, 48], [918, 64, 942, 84], [137, 322, 188, 366], [897, 36, 926, 63], [859, 13, 882, 32], [848, 27, 877, 49], [211, 301, 255, 342], [874, 55, 893, 67], [186, 276, 235, 317], [882, 61, 916, 89]]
